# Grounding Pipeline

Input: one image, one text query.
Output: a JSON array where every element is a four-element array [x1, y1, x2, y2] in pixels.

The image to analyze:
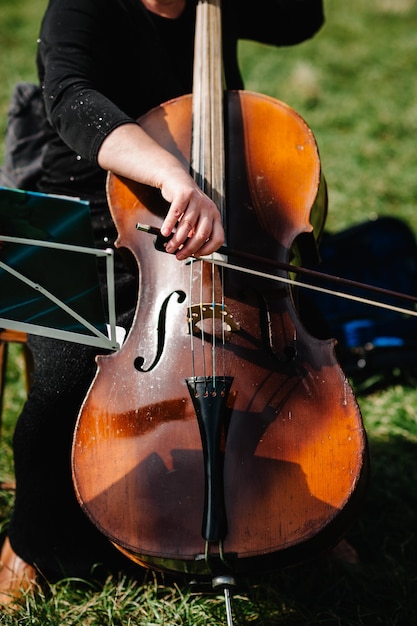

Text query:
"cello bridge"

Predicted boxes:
[[187, 303, 240, 338]]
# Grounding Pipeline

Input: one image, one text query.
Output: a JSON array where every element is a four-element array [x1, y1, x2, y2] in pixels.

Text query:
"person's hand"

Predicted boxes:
[[159, 171, 224, 260]]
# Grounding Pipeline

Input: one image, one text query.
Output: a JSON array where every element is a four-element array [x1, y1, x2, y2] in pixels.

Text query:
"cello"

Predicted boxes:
[[72, 0, 368, 594]]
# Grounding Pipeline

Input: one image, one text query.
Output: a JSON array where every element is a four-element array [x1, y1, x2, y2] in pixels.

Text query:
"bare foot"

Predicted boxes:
[[0, 537, 37, 607]]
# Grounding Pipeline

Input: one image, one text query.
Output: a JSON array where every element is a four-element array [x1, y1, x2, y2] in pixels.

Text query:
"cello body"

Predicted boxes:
[[72, 91, 368, 577]]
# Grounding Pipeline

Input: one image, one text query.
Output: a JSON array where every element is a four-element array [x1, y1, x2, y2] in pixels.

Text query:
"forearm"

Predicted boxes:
[[97, 122, 188, 191]]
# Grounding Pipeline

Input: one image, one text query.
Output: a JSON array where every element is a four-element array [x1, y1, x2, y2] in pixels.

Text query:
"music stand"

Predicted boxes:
[[0, 186, 120, 351]]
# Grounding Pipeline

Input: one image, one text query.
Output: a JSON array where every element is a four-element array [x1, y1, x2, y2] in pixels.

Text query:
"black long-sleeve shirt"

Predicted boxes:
[[36, 0, 324, 203]]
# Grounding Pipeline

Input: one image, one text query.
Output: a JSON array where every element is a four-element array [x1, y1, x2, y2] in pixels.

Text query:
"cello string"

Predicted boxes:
[[199, 262, 208, 387], [211, 261, 217, 385], [209, 2, 219, 390], [211, 7, 217, 388], [191, 0, 208, 389], [208, 0, 226, 390], [192, 0, 227, 392], [200, 11, 209, 390], [220, 265, 227, 384], [188, 260, 197, 380]]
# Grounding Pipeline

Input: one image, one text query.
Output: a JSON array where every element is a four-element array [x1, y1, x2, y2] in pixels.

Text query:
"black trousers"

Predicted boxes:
[[8, 243, 139, 579]]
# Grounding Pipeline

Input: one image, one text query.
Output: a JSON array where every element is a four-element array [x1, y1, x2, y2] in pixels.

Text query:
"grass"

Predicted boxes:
[[2, 0, 417, 623]]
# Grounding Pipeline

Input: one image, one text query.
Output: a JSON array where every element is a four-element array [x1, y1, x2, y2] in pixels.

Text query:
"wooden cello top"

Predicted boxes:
[[71, 0, 368, 578]]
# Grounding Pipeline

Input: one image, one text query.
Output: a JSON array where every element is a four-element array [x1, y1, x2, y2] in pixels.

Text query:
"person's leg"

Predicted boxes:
[[7, 335, 127, 580], [2, 250, 138, 596]]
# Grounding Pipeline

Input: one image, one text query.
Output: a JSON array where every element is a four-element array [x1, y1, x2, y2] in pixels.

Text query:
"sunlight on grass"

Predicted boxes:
[[2, 0, 417, 623]]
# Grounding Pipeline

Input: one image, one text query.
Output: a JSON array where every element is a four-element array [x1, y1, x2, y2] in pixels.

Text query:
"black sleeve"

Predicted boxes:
[[37, 0, 134, 164], [222, 0, 324, 90], [224, 0, 325, 46]]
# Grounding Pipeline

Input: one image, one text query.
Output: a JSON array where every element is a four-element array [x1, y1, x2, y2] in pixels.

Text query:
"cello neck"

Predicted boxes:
[[191, 0, 226, 229]]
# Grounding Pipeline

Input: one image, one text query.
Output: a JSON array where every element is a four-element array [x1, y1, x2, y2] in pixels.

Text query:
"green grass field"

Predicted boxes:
[[1, 0, 417, 623]]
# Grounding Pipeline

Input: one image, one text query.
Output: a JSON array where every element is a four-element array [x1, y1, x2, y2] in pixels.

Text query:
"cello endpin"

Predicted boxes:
[[212, 575, 237, 626]]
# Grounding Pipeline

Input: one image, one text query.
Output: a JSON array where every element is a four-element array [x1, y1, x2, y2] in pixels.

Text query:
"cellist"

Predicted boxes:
[[0, 0, 324, 607]]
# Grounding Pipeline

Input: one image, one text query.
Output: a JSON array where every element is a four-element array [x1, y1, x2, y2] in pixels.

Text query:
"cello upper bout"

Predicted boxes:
[[227, 90, 324, 247]]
